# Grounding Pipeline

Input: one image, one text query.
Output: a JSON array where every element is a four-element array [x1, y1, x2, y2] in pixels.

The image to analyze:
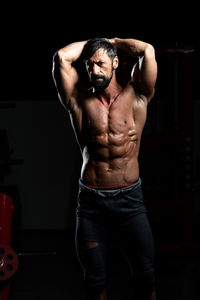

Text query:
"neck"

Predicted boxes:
[[95, 74, 122, 106]]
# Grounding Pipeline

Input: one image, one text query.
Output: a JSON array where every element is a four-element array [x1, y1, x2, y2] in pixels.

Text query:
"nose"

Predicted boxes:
[[92, 64, 100, 75]]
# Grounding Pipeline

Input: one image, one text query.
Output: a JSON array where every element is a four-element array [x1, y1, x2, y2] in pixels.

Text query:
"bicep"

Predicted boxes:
[[131, 44, 157, 102], [52, 52, 79, 108]]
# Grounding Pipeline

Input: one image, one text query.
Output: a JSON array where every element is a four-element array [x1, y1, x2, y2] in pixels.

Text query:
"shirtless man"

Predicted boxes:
[[52, 37, 157, 300]]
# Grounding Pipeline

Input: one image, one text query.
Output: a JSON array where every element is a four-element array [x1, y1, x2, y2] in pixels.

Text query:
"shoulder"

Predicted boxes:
[[124, 81, 149, 106]]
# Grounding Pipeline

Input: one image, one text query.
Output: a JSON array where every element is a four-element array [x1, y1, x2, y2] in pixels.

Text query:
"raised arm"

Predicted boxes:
[[52, 40, 87, 110], [110, 37, 157, 102]]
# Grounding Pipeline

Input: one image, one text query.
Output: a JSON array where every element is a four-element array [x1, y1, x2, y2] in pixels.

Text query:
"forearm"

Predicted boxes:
[[56, 40, 87, 64], [111, 37, 151, 57]]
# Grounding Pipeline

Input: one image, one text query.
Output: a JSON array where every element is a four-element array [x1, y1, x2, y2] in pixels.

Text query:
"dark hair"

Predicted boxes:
[[81, 38, 117, 61]]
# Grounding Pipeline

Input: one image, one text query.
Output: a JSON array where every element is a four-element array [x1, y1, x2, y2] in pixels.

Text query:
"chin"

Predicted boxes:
[[93, 81, 110, 91]]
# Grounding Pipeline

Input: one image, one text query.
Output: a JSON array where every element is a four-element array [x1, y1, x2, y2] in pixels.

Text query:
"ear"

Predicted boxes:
[[113, 56, 119, 69]]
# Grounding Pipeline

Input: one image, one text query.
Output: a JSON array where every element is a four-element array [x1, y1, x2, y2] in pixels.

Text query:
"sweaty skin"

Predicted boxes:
[[52, 38, 157, 187], [74, 84, 146, 187]]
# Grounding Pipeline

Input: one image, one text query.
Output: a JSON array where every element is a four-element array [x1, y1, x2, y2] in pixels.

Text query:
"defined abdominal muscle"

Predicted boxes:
[[86, 130, 137, 160], [81, 150, 139, 186], [81, 131, 140, 186]]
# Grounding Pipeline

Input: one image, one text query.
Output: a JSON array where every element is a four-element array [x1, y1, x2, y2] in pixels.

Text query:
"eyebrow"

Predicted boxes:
[[87, 60, 104, 65]]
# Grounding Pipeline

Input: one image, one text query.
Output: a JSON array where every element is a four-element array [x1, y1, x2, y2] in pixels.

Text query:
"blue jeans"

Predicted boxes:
[[75, 178, 155, 298]]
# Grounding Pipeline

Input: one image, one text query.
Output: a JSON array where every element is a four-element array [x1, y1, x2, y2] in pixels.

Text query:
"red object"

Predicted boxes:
[[0, 245, 18, 281], [0, 194, 14, 246], [0, 193, 15, 300]]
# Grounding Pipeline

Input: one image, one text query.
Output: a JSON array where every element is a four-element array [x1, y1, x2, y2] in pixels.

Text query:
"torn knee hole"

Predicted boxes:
[[82, 241, 99, 249]]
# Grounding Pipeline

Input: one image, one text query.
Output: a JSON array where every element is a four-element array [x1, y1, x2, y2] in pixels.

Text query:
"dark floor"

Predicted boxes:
[[5, 230, 200, 300]]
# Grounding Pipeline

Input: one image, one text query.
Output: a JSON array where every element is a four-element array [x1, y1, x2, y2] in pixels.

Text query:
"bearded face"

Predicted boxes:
[[85, 48, 116, 91], [90, 72, 113, 91]]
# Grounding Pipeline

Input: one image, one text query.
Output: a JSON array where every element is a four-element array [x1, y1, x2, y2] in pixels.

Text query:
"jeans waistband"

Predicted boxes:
[[78, 178, 142, 197]]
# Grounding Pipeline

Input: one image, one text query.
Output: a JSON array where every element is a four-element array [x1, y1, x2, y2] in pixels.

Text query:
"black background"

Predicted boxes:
[[1, 3, 200, 299], [2, 2, 199, 101], [1, 1, 200, 233]]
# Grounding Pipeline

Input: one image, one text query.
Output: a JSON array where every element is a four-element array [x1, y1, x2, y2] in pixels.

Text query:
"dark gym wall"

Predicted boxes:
[[1, 2, 199, 233], [0, 101, 82, 229]]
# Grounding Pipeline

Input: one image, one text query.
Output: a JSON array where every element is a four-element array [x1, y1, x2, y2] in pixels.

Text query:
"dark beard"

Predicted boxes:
[[90, 74, 112, 91]]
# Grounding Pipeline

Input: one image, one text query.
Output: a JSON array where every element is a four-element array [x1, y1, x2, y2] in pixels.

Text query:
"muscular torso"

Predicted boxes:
[[69, 83, 147, 187]]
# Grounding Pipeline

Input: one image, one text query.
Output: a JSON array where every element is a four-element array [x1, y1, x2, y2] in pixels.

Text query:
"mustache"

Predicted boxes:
[[91, 74, 105, 81]]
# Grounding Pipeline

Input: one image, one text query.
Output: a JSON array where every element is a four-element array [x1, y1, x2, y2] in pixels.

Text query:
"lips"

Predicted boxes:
[[91, 75, 105, 81]]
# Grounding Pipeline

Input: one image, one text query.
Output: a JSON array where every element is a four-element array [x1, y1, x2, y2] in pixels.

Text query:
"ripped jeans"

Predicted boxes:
[[75, 178, 156, 298]]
